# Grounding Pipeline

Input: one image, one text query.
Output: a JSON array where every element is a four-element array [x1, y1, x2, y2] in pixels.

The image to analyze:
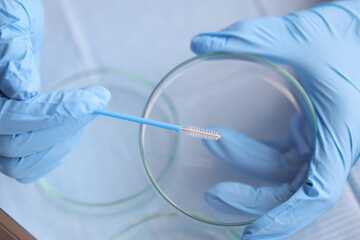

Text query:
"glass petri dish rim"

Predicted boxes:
[[111, 211, 240, 240], [139, 52, 318, 227], [37, 67, 179, 208]]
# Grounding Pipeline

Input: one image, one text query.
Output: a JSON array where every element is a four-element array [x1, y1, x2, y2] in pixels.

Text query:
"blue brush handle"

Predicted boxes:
[[94, 109, 182, 132]]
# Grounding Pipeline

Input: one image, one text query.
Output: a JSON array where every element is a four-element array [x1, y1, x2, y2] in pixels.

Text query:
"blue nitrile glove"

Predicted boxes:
[[191, 0, 360, 239], [0, 0, 111, 183], [203, 114, 311, 215]]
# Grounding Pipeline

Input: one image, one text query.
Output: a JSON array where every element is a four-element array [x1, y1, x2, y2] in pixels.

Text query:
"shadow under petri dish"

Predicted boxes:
[[140, 53, 317, 227], [111, 212, 241, 240], [37, 68, 179, 215]]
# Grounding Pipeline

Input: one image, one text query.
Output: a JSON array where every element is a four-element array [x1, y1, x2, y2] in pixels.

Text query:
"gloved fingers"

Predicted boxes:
[[242, 126, 349, 240], [205, 164, 307, 216], [203, 126, 297, 184], [191, 16, 303, 66], [273, 113, 311, 171], [0, 128, 85, 183], [289, 113, 311, 157], [206, 183, 293, 217], [190, 3, 351, 68], [0, 0, 44, 100], [0, 114, 95, 158], [261, 113, 311, 157], [0, 85, 110, 135]]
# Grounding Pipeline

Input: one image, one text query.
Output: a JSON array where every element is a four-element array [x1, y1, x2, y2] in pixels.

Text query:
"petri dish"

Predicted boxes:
[[111, 211, 241, 240], [37, 68, 178, 215], [140, 52, 317, 227]]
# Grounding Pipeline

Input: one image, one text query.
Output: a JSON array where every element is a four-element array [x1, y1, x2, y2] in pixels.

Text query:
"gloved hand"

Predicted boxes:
[[0, 0, 110, 183], [191, 0, 360, 239], [203, 114, 311, 216]]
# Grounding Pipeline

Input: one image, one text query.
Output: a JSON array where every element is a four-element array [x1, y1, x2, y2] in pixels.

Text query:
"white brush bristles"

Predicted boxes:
[[181, 126, 221, 141]]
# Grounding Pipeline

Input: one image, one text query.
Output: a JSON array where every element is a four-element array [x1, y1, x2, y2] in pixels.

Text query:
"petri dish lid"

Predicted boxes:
[[38, 68, 178, 214], [112, 212, 241, 240]]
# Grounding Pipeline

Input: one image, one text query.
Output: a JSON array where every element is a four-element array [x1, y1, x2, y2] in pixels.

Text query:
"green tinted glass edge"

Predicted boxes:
[[139, 52, 318, 227]]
